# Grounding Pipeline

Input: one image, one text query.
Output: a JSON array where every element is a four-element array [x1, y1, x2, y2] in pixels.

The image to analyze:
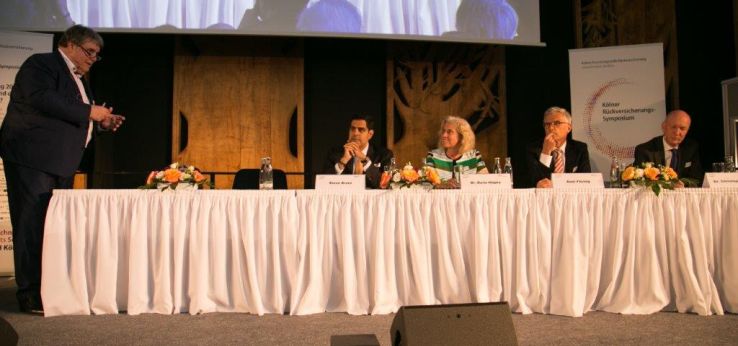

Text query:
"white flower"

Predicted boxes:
[[156, 171, 164, 179], [392, 172, 401, 182], [644, 162, 653, 168], [180, 173, 192, 181], [188, 165, 195, 172], [169, 162, 179, 169], [403, 163, 413, 170], [634, 168, 644, 179]]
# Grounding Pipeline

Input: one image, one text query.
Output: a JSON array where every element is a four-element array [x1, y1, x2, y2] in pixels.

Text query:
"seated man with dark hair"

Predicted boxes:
[[322, 115, 394, 189], [633, 109, 704, 185], [526, 106, 591, 188]]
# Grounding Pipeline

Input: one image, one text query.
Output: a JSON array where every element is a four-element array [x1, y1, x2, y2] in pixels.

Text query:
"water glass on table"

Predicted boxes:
[[724, 156, 736, 172]]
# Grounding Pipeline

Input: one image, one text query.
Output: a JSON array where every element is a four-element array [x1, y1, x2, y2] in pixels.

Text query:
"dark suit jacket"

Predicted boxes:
[[322, 143, 394, 189], [633, 136, 704, 183], [0, 51, 92, 178], [526, 139, 592, 187]]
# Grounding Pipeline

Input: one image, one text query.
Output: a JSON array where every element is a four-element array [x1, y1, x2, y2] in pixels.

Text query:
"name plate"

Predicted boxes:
[[551, 173, 604, 189], [702, 173, 738, 188], [315, 174, 366, 191], [461, 174, 512, 191]]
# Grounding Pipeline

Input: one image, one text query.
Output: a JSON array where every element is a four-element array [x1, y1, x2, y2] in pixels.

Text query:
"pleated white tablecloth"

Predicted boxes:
[[41, 188, 738, 317], [41, 190, 299, 317]]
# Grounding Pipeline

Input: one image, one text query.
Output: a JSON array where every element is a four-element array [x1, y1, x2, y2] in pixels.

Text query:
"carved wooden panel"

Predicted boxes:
[[387, 44, 507, 168], [575, 0, 679, 109], [173, 37, 304, 189]]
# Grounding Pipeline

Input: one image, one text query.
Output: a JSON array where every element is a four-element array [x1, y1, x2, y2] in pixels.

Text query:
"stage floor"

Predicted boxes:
[[2, 277, 737, 345]]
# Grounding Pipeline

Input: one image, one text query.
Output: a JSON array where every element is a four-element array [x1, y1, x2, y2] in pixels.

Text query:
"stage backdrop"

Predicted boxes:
[[569, 43, 665, 175], [0, 31, 53, 275]]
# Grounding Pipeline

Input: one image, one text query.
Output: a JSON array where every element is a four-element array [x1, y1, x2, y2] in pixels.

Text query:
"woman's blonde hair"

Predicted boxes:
[[438, 116, 476, 153]]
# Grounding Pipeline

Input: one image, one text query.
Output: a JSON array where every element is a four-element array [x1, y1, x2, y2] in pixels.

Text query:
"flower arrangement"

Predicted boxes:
[[380, 161, 442, 190], [140, 162, 212, 190], [620, 162, 694, 196]]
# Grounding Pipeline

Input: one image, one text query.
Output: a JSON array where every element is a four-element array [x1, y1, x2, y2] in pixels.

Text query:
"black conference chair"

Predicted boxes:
[[232, 169, 288, 189]]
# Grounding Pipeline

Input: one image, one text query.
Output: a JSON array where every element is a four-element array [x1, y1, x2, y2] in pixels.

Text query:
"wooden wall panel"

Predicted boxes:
[[172, 37, 304, 189], [387, 44, 507, 168], [575, 0, 679, 109]]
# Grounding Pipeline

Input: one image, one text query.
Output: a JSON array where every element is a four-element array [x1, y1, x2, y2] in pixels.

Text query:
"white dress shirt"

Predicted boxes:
[[539, 141, 568, 169], [59, 49, 93, 147], [335, 145, 372, 174]]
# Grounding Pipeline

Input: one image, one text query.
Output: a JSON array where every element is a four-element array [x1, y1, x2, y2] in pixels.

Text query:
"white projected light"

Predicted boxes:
[[0, 0, 542, 46]]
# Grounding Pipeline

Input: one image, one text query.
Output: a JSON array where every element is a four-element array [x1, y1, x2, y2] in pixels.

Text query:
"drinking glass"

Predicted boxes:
[[724, 156, 736, 172], [454, 165, 463, 185]]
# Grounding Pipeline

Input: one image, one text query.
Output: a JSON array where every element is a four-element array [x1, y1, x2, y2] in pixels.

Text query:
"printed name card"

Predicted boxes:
[[315, 174, 366, 191], [702, 173, 738, 188], [551, 173, 604, 189], [461, 174, 512, 191]]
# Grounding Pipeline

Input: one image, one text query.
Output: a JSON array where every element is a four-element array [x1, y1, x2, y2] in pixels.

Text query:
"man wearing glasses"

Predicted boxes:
[[0, 25, 124, 314], [525, 106, 591, 188]]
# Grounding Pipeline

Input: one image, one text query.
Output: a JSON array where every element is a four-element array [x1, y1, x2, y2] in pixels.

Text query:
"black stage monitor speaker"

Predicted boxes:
[[0, 317, 18, 346], [330, 334, 380, 346], [390, 302, 517, 346]]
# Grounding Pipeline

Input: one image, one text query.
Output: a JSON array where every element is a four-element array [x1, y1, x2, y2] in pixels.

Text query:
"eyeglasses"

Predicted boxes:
[[543, 120, 569, 128], [76, 43, 102, 62]]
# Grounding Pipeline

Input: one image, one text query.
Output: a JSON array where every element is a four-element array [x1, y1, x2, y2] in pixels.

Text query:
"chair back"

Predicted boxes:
[[232, 169, 288, 189]]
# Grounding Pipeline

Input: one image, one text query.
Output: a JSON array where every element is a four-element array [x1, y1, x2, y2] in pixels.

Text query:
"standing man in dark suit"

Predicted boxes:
[[633, 110, 703, 185], [0, 25, 124, 314], [322, 115, 394, 189], [526, 106, 591, 188]]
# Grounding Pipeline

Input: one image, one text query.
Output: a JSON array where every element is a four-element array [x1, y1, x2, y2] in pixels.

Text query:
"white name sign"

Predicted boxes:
[[552, 173, 604, 189], [315, 174, 366, 191], [702, 173, 738, 188], [461, 174, 512, 191]]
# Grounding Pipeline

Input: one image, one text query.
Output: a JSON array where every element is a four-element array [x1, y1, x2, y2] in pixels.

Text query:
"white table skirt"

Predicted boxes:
[[41, 188, 738, 317], [41, 190, 299, 316]]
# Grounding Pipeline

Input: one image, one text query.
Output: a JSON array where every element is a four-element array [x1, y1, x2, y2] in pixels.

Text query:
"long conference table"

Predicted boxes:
[[41, 188, 738, 317]]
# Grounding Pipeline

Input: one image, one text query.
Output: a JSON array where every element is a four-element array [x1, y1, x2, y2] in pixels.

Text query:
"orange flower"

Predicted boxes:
[[146, 171, 157, 184], [163, 168, 181, 183], [644, 166, 660, 181], [664, 167, 678, 180], [401, 168, 419, 183], [621, 166, 635, 181], [193, 170, 205, 182], [424, 167, 441, 185]]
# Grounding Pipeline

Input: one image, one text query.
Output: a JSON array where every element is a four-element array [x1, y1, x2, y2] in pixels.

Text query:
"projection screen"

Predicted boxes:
[[0, 0, 542, 46]]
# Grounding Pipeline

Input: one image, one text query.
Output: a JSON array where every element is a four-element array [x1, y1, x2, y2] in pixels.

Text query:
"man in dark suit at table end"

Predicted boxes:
[[0, 25, 124, 314], [322, 115, 394, 189], [525, 106, 591, 188], [633, 109, 704, 186]]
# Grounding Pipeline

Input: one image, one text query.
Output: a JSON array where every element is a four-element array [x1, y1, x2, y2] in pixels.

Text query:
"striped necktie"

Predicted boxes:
[[553, 149, 564, 173]]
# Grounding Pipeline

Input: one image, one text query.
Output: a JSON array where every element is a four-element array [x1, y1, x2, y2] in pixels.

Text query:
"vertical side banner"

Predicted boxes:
[[0, 31, 53, 275], [569, 43, 666, 175]]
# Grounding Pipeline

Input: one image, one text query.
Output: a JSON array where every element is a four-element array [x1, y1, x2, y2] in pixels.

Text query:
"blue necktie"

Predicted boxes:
[[669, 148, 679, 171]]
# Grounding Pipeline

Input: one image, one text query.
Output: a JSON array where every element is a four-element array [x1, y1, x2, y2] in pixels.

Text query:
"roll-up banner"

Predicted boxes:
[[0, 31, 54, 275], [569, 43, 666, 175]]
